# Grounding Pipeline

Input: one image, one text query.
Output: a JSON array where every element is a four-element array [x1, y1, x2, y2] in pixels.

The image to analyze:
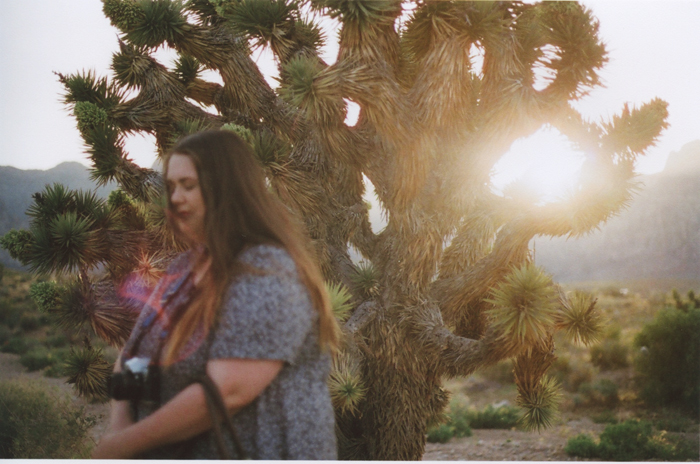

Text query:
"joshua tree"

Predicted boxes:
[[1, 0, 668, 459]]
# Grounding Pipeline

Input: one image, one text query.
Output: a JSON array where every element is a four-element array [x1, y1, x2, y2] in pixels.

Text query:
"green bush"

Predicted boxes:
[[19, 347, 57, 372], [597, 420, 654, 461], [426, 423, 455, 443], [634, 306, 700, 414], [468, 404, 520, 429], [566, 420, 698, 461], [425, 403, 473, 443], [564, 433, 598, 458], [446, 403, 473, 438], [0, 336, 39, 355], [589, 339, 629, 370], [0, 380, 95, 458]]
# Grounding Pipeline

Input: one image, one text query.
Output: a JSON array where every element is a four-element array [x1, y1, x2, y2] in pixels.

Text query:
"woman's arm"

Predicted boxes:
[[92, 358, 282, 459]]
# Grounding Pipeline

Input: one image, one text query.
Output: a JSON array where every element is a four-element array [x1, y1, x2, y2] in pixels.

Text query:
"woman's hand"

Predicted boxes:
[[91, 358, 283, 459]]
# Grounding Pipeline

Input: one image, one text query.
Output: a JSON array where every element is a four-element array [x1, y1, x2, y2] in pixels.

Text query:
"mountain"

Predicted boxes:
[[0, 162, 116, 269], [535, 140, 700, 282]]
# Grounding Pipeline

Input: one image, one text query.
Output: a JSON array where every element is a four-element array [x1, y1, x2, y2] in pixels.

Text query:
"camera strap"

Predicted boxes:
[[197, 374, 249, 460]]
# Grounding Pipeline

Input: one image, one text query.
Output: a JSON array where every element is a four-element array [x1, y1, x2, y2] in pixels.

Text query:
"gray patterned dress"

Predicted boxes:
[[119, 244, 337, 459]]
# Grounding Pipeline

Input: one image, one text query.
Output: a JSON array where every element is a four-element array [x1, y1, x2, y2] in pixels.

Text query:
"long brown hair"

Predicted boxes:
[[162, 130, 339, 364]]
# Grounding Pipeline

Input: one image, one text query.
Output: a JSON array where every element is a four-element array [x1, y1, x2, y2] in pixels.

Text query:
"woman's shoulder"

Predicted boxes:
[[238, 243, 297, 275]]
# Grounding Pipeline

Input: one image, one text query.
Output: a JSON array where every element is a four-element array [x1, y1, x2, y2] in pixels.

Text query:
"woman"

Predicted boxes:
[[92, 130, 339, 459]]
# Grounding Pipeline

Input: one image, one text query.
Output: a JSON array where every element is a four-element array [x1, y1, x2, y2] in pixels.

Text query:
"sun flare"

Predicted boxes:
[[491, 127, 586, 202]]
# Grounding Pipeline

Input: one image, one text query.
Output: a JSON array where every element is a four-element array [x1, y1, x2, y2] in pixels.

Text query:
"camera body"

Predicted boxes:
[[108, 357, 160, 403]]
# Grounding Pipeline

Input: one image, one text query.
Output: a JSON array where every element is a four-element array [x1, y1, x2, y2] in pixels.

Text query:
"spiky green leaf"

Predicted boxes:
[[486, 263, 558, 347], [310, 0, 400, 27], [517, 375, 561, 431], [350, 261, 379, 299], [325, 281, 353, 322], [173, 53, 202, 84], [125, 0, 187, 48], [556, 291, 603, 346], [26, 183, 74, 224], [328, 355, 366, 415], [251, 128, 291, 167], [64, 346, 112, 400], [111, 41, 154, 89], [223, 0, 296, 48], [58, 70, 123, 110]]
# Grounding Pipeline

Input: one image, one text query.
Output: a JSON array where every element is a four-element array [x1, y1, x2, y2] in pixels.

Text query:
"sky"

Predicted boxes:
[[0, 1, 698, 194]]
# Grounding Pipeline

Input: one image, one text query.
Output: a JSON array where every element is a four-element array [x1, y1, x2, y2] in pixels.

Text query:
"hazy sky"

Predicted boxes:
[[1, 1, 698, 185]]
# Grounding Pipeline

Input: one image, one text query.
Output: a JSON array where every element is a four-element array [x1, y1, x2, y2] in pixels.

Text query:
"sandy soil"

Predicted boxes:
[[423, 417, 607, 461]]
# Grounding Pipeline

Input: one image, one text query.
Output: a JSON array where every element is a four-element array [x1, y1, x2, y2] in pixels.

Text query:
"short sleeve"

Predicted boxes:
[[208, 248, 315, 364]]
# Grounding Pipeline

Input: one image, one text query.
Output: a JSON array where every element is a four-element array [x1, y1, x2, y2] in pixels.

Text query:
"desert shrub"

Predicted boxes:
[[579, 379, 619, 407], [468, 404, 521, 429], [650, 432, 700, 461], [0, 380, 95, 458], [425, 403, 473, 443], [565, 420, 698, 461], [634, 305, 700, 414], [564, 433, 598, 458], [18, 312, 41, 332], [445, 403, 473, 438], [0, 336, 39, 355], [19, 347, 62, 372], [597, 420, 657, 461], [426, 423, 454, 443], [589, 327, 629, 370]]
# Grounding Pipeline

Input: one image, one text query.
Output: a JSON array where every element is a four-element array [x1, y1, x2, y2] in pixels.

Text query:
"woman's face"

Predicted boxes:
[[166, 153, 206, 244]]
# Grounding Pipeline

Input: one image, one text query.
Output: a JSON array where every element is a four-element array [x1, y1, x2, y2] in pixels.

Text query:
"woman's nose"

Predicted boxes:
[[171, 186, 184, 204]]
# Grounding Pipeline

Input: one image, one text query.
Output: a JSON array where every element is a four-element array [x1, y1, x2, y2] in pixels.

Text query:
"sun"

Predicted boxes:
[[491, 126, 586, 202]]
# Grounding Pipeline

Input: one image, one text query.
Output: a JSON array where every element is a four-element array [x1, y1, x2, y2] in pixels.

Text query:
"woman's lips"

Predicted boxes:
[[176, 211, 191, 219]]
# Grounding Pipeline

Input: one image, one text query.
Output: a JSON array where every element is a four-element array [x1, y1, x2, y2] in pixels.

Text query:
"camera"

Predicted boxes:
[[108, 357, 160, 403]]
